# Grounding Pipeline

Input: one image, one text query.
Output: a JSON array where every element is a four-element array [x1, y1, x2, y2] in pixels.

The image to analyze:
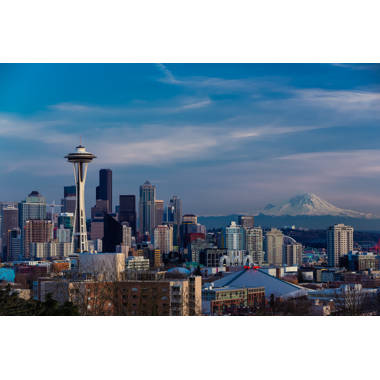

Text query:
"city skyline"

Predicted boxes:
[[0, 64, 380, 214]]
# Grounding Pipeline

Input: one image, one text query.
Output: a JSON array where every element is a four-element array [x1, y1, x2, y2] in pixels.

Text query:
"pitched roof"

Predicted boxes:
[[209, 268, 309, 299]]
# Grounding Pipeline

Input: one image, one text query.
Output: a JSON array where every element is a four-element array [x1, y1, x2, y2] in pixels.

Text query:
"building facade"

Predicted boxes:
[[119, 195, 136, 236], [139, 181, 156, 240], [327, 224, 354, 267], [154, 224, 173, 254], [265, 228, 284, 266]]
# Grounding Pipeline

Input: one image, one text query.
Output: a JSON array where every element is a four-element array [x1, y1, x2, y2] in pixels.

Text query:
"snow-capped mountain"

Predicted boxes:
[[261, 193, 373, 218]]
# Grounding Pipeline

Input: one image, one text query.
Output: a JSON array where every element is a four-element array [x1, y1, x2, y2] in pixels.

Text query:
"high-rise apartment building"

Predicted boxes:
[[238, 215, 254, 228], [224, 221, 245, 251], [154, 200, 164, 227], [122, 223, 132, 248], [154, 224, 173, 254], [245, 227, 263, 252], [96, 169, 112, 213], [327, 224, 354, 267], [139, 181, 156, 239], [119, 195, 136, 236], [265, 228, 284, 266], [286, 243, 303, 266], [245, 227, 264, 263]]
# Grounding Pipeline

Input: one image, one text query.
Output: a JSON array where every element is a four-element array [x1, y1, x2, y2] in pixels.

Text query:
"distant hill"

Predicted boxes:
[[198, 193, 379, 231], [198, 214, 380, 231]]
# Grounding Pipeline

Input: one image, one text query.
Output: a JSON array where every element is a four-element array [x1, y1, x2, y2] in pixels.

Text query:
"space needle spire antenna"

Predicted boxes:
[[65, 142, 96, 253]]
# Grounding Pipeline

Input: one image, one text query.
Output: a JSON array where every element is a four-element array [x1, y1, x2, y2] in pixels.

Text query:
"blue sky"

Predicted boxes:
[[0, 63, 380, 215]]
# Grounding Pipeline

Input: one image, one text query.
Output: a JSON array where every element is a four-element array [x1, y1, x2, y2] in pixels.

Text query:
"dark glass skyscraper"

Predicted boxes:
[[119, 195, 136, 236], [96, 169, 112, 214], [62, 185, 76, 213], [139, 181, 156, 240], [168, 195, 182, 246], [103, 213, 122, 252]]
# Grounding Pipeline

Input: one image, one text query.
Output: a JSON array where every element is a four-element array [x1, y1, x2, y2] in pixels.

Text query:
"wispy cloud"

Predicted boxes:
[[155, 63, 181, 84], [293, 89, 380, 112]]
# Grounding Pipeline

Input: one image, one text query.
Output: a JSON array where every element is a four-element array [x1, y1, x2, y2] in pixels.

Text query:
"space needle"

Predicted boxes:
[[65, 144, 96, 253]]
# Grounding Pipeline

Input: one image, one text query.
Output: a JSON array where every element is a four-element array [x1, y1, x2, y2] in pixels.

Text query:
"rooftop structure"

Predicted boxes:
[[206, 267, 309, 299]]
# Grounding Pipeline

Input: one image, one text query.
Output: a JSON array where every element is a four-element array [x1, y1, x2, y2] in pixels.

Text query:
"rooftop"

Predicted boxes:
[[205, 268, 309, 299]]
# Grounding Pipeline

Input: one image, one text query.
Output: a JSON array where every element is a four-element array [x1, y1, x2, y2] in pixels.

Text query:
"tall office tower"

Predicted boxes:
[[7, 228, 21, 261], [180, 215, 206, 248], [96, 169, 112, 213], [168, 195, 182, 245], [327, 224, 354, 267], [265, 228, 284, 266], [246, 227, 263, 253], [103, 213, 123, 252], [65, 144, 96, 253], [224, 221, 245, 250], [18, 191, 47, 257], [90, 218, 104, 241], [286, 243, 303, 266], [91, 199, 109, 219], [119, 195, 136, 236], [238, 215, 254, 228], [24, 219, 53, 259], [139, 181, 156, 239], [61, 185, 76, 213], [154, 200, 164, 227], [154, 224, 173, 254], [168, 196, 182, 224], [2, 207, 18, 256]]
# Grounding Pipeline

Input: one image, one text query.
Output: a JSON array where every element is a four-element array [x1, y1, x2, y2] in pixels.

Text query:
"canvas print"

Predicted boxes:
[[1, 63, 380, 316]]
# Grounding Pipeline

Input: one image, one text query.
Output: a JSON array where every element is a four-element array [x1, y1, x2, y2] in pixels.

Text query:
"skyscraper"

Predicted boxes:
[[65, 144, 96, 253], [1, 207, 18, 256], [103, 213, 122, 252], [119, 195, 136, 236], [154, 224, 173, 254], [168, 195, 182, 245], [265, 228, 284, 266], [327, 224, 354, 267], [96, 169, 112, 213], [246, 227, 263, 253], [24, 219, 53, 259], [139, 181, 156, 240], [286, 243, 303, 266], [18, 191, 47, 257], [61, 185, 76, 213], [224, 221, 245, 251], [154, 200, 164, 227]]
